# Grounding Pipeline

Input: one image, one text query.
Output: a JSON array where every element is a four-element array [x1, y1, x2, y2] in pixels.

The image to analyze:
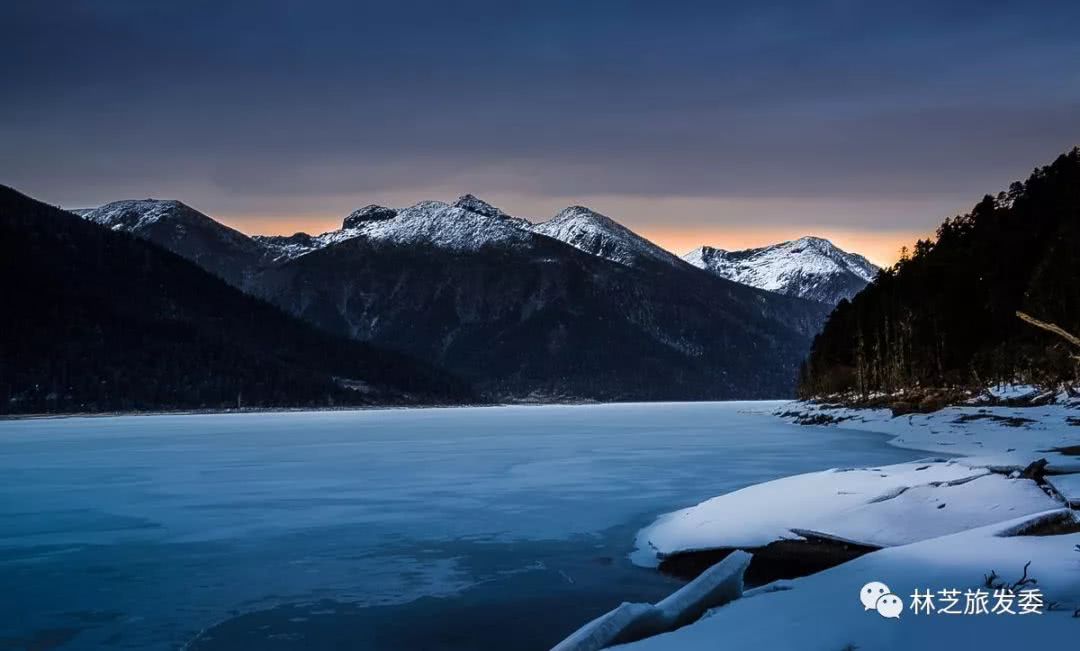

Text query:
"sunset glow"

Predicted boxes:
[[224, 209, 926, 268], [217, 191, 950, 267]]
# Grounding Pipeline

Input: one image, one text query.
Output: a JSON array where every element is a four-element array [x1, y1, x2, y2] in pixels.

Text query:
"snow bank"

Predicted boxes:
[[633, 460, 1059, 565], [985, 384, 1041, 400], [617, 510, 1080, 651], [552, 551, 751, 651]]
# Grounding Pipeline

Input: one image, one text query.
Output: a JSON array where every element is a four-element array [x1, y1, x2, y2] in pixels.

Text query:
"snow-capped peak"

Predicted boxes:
[[531, 205, 683, 268], [76, 198, 259, 255], [252, 196, 541, 262], [291, 199, 535, 256], [684, 236, 879, 304], [78, 199, 199, 232], [784, 236, 877, 282]]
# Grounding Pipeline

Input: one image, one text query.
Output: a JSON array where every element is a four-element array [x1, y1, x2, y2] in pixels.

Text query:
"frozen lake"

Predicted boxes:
[[0, 402, 925, 650]]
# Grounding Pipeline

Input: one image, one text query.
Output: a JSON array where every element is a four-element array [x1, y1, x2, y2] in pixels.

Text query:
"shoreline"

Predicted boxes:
[[0, 398, 792, 422], [632, 395, 1080, 570], [600, 393, 1080, 650]]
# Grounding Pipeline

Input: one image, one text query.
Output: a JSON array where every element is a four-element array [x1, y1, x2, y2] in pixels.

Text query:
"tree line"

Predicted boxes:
[[799, 148, 1080, 397]]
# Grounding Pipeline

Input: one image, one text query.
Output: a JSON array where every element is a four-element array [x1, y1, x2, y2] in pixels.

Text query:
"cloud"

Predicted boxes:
[[3, 0, 1079, 234]]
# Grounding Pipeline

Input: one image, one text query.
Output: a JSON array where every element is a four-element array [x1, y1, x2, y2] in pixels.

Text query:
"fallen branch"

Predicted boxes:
[[1012, 560, 1037, 590], [983, 561, 1038, 591], [1016, 311, 1080, 360]]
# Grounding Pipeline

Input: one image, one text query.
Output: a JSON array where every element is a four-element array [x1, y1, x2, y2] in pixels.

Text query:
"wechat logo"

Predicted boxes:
[[861, 581, 903, 619]]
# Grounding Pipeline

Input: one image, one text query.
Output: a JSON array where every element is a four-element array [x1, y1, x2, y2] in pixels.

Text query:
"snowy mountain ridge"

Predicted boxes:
[[253, 195, 684, 268], [255, 196, 538, 260], [342, 199, 536, 251], [76, 196, 877, 305], [79, 199, 209, 232], [69, 192, 839, 400], [531, 206, 686, 268], [684, 236, 879, 305], [76, 199, 269, 287]]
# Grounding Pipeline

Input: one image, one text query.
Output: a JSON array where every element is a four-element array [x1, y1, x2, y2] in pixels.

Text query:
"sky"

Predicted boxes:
[[3, 1, 1079, 265]]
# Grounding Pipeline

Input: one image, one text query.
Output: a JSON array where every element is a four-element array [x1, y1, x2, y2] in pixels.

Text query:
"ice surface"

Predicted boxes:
[[553, 551, 751, 651], [0, 402, 924, 650], [552, 602, 663, 651], [1046, 473, 1080, 507], [654, 550, 750, 629]]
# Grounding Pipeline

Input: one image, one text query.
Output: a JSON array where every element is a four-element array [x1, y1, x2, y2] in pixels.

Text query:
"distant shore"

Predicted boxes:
[[5, 397, 804, 421], [0, 402, 492, 421]]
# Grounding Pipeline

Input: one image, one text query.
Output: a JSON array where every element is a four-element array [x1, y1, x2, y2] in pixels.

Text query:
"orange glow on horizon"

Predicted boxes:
[[224, 210, 929, 268], [209, 186, 959, 270], [639, 226, 932, 268]]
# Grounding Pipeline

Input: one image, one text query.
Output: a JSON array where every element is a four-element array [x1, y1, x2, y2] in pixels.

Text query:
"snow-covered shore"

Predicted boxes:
[[787, 390, 1080, 473], [568, 392, 1080, 650], [631, 460, 1058, 564], [621, 510, 1080, 650]]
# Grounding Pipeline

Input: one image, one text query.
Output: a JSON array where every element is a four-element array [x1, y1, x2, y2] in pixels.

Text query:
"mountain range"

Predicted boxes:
[[1, 186, 473, 414], [72, 193, 866, 402]]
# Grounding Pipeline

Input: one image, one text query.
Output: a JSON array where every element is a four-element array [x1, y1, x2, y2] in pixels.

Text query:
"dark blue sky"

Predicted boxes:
[[3, 1, 1078, 262]]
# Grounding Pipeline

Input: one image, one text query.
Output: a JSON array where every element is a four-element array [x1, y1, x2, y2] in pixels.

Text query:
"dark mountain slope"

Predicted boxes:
[[256, 225, 829, 401], [77, 199, 270, 289], [0, 186, 474, 414], [74, 193, 830, 400], [800, 148, 1080, 396]]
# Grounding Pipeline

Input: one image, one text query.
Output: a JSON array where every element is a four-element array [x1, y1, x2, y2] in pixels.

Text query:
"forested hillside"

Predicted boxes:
[[0, 186, 474, 414], [800, 148, 1080, 397]]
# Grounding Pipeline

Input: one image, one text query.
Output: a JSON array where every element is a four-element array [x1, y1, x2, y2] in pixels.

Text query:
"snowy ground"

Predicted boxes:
[[632, 462, 1057, 562], [620, 511, 1080, 650], [612, 392, 1080, 650], [796, 391, 1080, 473]]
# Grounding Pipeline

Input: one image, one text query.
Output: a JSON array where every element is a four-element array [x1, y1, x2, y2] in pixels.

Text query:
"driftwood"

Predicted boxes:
[[1016, 311, 1080, 360], [984, 561, 1038, 592]]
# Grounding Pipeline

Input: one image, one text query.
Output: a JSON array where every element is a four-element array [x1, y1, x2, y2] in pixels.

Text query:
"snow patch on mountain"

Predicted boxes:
[[531, 206, 683, 268], [684, 236, 879, 304], [351, 199, 536, 251], [79, 199, 193, 232], [254, 196, 538, 261], [78, 199, 258, 250]]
